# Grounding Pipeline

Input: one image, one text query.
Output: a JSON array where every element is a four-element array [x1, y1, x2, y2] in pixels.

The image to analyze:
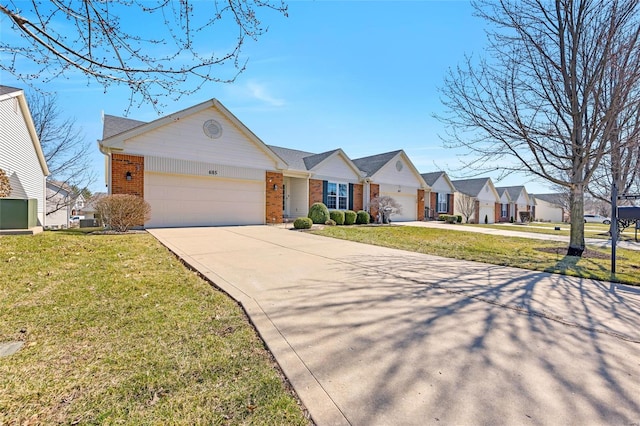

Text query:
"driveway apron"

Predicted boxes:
[[149, 226, 640, 426]]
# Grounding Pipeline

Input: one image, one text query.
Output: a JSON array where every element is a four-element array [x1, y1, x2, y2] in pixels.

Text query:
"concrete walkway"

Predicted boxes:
[[149, 226, 640, 425], [398, 220, 640, 251]]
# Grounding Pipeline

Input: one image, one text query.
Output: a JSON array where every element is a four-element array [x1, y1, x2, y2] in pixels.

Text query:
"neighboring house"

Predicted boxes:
[[78, 192, 106, 221], [98, 99, 429, 228], [451, 177, 501, 224], [0, 85, 50, 228], [421, 171, 455, 219], [268, 145, 365, 219], [495, 186, 533, 222], [46, 181, 73, 229], [352, 151, 429, 222], [531, 193, 566, 222]]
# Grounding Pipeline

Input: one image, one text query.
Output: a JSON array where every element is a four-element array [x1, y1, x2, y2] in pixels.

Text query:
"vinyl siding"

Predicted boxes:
[[0, 95, 47, 225], [313, 156, 360, 182], [117, 107, 278, 171], [374, 157, 422, 188], [430, 176, 452, 193]]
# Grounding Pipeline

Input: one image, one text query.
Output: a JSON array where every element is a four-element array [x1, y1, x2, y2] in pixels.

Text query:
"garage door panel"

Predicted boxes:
[[380, 192, 417, 222], [145, 173, 264, 228]]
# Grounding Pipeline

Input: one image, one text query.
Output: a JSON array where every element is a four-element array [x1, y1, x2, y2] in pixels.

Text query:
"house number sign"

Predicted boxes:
[[208, 170, 218, 175]]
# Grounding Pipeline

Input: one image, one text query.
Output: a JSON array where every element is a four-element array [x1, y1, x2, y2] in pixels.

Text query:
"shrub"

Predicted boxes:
[[293, 217, 312, 229], [344, 210, 357, 225], [484, 214, 488, 224], [438, 214, 447, 221], [441, 214, 457, 224], [356, 210, 370, 224], [510, 216, 514, 223], [329, 210, 345, 225], [308, 202, 330, 224], [457, 215, 462, 223], [325, 219, 336, 226], [0, 168, 11, 197], [96, 194, 151, 232]]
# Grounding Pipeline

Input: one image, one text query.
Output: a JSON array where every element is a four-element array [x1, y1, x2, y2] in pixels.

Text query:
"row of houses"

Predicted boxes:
[[1, 85, 565, 230], [98, 98, 566, 227]]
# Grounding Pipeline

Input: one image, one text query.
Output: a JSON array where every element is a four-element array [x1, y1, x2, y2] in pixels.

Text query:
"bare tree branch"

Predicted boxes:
[[0, 1, 288, 111]]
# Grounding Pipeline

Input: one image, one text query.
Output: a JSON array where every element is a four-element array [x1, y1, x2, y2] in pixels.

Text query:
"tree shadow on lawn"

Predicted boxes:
[[261, 253, 640, 425]]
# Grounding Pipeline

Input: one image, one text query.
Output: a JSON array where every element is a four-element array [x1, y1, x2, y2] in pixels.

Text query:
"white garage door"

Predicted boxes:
[[380, 191, 417, 222], [478, 204, 495, 224], [145, 172, 264, 228]]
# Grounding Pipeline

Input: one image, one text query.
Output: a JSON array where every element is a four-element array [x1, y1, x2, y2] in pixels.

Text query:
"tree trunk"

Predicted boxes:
[[568, 183, 586, 256]]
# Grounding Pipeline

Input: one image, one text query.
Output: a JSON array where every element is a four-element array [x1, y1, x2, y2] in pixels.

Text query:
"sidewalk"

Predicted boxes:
[[397, 221, 640, 251]]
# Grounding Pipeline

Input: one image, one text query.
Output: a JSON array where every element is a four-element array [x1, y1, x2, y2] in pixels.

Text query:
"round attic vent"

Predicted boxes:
[[203, 119, 223, 139], [396, 160, 403, 172]]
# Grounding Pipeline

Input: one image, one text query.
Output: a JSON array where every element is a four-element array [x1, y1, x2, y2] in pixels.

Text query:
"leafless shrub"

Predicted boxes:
[[371, 195, 402, 224], [96, 194, 151, 232], [0, 169, 11, 197]]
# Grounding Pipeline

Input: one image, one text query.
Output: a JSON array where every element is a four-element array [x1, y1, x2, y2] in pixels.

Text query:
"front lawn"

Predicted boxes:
[[0, 230, 309, 425], [310, 226, 640, 285]]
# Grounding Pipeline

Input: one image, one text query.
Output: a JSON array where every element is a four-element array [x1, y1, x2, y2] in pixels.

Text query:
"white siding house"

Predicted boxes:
[[0, 86, 50, 227]]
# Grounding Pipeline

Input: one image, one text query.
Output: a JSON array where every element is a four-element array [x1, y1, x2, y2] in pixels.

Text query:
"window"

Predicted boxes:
[[437, 193, 448, 213], [327, 182, 348, 210], [501, 203, 508, 217]]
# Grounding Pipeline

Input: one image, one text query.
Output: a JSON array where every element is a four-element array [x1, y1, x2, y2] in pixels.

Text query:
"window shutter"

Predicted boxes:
[[447, 193, 451, 213], [322, 180, 328, 205], [348, 183, 354, 210]]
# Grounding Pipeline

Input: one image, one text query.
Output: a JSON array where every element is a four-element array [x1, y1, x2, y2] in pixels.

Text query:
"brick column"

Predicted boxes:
[[112, 154, 144, 197], [353, 184, 363, 211], [265, 171, 283, 224], [309, 179, 323, 206], [369, 183, 380, 221], [494, 204, 501, 224], [417, 189, 425, 221], [474, 199, 480, 224], [430, 192, 437, 219]]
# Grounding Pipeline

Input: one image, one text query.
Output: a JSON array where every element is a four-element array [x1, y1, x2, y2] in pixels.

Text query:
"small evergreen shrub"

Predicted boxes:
[[308, 202, 330, 224], [329, 210, 345, 225], [344, 210, 357, 225], [356, 210, 370, 224], [510, 216, 514, 223], [293, 217, 312, 229], [484, 214, 488, 224], [457, 215, 462, 223], [325, 219, 336, 226], [438, 214, 447, 221]]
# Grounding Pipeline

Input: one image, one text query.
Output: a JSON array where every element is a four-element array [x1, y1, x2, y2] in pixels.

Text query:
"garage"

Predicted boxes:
[[478, 203, 495, 224], [380, 187, 417, 222], [145, 172, 264, 228]]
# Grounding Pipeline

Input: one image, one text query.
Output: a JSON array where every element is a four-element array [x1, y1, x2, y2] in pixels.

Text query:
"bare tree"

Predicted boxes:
[[1, 1, 288, 109], [456, 194, 476, 224], [438, 0, 640, 256], [370, 196, 402, 224], [27, 92, 96, 215]]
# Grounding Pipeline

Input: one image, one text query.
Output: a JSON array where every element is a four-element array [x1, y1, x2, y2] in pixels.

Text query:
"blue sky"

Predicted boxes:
[[1, 0, 555, 194]]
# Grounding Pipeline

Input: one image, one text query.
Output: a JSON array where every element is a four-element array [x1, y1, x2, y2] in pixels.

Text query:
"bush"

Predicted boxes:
[[457, 215, 462, 223], [356, 210, 370, 224], [438, 214, 447, 221], [308, 202, 330, 224], [325, 219, 336, 226], [344, 210, 357, 225], [510, 216, 514, 223], [293, 217, 312, 229], [329, 210, 345, 225], [96, 194, 151, 232], [0, 168, 11, 197], [484, 214, 488, 224]]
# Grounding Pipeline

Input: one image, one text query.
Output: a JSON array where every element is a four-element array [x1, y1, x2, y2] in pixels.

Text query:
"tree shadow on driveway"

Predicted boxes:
[[260, 254, 640, 425]]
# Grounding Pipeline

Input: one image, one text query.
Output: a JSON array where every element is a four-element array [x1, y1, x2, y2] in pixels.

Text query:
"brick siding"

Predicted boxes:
[[265, 171, 283, 224], [111, 154, 144, 197]]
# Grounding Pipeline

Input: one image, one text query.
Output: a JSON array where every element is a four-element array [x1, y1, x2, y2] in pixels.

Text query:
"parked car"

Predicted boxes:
[[69, 215, 85, 225], [584, 214, 611, 224]]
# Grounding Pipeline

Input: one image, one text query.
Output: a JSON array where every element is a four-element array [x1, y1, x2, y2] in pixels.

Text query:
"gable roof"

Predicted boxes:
[[352, 150, 403, 177], [102, 114, 146, 139], [99, 98, 287, 169], [0, 85, 50, 176], [451, 177, 494, 197], [531, 193, 565, 207], [421, 171, 455, 192], [267, 145, 363, 177], [495, 186, 528, 202]]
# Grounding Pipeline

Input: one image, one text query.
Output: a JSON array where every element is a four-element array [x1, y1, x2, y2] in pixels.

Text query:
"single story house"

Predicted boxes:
[[0, 85, 50, 228], [451, 177, 500, 224], [99, 99, 429, 228], [421, 171, 455, 219], [531, 193, 566, 222], [495, 186, 533, 222]]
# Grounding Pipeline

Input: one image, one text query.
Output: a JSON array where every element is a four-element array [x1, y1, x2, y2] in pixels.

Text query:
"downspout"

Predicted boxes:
[[97, 141, 112, 195]]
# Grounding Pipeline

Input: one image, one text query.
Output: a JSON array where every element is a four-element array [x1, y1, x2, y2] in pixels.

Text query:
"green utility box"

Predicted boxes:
[[0, 198, 38, 229]]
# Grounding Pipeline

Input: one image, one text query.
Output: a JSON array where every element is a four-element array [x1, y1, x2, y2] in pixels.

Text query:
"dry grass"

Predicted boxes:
[[0, 229, 309, 425], [311, 225, 640, 285]]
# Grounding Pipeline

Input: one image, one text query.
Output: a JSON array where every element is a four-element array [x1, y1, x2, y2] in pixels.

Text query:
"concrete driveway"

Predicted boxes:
[[149, 226, 640, 425]]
